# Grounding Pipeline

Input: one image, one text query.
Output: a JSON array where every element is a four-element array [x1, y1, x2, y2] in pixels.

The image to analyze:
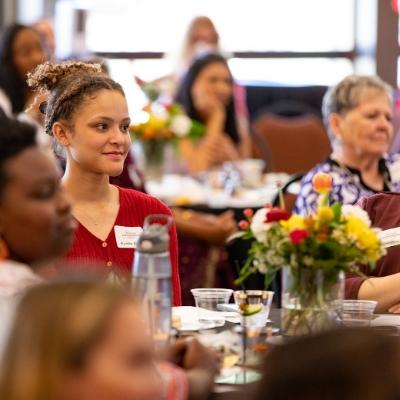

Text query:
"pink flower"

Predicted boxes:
[[244, 208, 254, 219], [265, 208, 290, 223], [238, 220, 249, 230], [290, 229, 309, 245]]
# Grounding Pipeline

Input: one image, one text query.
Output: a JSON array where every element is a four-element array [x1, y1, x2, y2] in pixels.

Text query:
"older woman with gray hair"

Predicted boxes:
[[294, 74, 400, 214]]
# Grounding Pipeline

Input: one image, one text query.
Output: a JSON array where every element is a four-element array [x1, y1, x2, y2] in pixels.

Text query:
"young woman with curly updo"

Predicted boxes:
[[27, 61, 181, 305]]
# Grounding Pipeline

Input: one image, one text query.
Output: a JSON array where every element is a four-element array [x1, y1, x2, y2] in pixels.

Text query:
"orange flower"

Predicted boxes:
[[317, 233, 329, 241], [312, 172, 333, 194], [142, 127, 156, 139], [161, 128, 173, 138], [304, 216, 315, 228]]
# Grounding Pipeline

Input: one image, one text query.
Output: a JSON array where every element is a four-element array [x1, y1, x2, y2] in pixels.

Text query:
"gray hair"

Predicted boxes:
[[322, 74, 393, 145]]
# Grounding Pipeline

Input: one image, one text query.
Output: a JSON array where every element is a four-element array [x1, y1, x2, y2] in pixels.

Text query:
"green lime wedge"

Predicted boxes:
[[240, 303, 262, 316]]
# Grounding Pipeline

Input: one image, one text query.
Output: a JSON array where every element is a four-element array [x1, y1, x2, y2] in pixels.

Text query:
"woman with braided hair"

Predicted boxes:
[[27, 61, 181, 305]]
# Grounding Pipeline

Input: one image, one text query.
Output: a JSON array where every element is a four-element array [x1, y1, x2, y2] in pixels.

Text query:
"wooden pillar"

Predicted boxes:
[[376, 0, 399, 86], [0, 0, 17, 29]]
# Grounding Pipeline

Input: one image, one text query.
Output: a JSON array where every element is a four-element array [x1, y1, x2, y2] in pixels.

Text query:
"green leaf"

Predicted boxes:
[[187, 120, 206, 140], [331, 203, 342, 223]]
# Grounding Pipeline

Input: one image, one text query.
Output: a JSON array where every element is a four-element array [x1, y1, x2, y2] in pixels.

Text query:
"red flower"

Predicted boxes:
[[265, 208, 290, 223], [238, 220, 249, 230], [289, 229, 309, 245], [244, 208, 254, 219]]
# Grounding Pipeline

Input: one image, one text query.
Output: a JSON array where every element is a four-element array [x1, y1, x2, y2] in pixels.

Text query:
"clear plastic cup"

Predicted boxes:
[[339, 300, 377, 327], [191, 288, 233, 327], [234, 290, 274, 327]]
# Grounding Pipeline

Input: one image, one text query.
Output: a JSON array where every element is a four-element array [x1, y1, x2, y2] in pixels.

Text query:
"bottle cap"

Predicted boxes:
[[136, 214, 172, 254]]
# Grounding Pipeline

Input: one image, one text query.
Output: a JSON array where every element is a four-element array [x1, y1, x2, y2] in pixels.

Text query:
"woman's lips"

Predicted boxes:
[[103, 152, 124, 160]]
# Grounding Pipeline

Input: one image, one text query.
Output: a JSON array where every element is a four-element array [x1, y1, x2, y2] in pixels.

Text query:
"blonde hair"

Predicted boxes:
[[0, 280, 136, 400], [180, 16, 220, 64], [27, 61, 124, 136]]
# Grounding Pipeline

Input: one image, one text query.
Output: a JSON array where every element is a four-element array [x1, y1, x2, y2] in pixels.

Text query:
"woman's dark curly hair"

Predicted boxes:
[[27, 61, 125, 136], [175, 53, 240, 144], [0, 24, 42, 114], [0, 116, 37, 200]]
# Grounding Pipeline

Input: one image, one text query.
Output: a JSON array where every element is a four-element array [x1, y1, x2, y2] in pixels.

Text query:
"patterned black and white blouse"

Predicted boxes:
[[294, 155, 400, 215]]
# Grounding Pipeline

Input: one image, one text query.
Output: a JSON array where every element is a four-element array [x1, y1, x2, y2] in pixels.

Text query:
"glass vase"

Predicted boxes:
[[141, 140, 166, 181], [281, 266, 344, 337]]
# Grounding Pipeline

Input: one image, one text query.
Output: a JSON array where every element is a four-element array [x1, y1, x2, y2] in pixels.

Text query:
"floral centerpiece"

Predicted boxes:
[[233, 172, 385, 335], [130, 77, 205, 180]]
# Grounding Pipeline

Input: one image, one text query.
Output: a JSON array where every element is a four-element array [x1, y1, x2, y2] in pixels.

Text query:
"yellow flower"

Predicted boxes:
[[345, 216, 380, 251], [345, 216, 368, 238], [366, 248, 381, 262], [281, 215, 306, 231], [317, 206, 334, 222], [148, 115, 166, 131], [358, 230, 380, 250]]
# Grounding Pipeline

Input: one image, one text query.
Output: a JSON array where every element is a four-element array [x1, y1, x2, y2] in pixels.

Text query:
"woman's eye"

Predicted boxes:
[[121, 124, 130, 133], [365, 112, 378, 120], [224, 77, 233, 86], [96, 123, 108, 131], [32, 184, 56, 199]]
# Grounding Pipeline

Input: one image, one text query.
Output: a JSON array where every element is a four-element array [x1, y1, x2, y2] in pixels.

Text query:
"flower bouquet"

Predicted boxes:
[[233, 172, 385, 336], [131, 77, 205, 180]]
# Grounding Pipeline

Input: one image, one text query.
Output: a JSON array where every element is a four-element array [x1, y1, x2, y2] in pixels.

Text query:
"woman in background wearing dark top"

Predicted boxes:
[[175, 53, 251, 173], [0, 24, 46, 116]]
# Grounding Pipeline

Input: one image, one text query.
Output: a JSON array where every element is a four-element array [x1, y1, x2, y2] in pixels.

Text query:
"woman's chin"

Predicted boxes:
[[108, 168, 124, 177]]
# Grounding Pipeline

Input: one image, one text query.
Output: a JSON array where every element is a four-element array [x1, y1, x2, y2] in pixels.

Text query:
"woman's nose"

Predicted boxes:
[[110, 127, 126, 143], [377, 114, 392, 130]]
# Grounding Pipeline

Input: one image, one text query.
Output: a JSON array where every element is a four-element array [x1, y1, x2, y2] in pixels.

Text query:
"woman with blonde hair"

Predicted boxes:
[[0, 280, 163, 400], [176, 16, 220, 78], [27, 61, 181, 305], [0, 280, 218, 400]]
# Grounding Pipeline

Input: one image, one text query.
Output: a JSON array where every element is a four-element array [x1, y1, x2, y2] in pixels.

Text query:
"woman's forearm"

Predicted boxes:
[[358, 272, 400, 312]]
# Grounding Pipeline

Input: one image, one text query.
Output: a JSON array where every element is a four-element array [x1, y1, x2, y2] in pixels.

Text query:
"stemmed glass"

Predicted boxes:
[[235, 290, 274, 382]]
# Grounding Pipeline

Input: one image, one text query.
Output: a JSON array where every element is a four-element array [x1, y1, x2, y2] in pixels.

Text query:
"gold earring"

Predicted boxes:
[[0, 238, 9, 260]]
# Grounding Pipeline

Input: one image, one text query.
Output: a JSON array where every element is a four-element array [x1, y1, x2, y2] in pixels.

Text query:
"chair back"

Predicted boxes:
[[252, 113, 331, 174]]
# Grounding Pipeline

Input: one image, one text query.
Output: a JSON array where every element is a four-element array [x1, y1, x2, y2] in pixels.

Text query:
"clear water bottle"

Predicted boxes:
[[132, 214, 172, 347]]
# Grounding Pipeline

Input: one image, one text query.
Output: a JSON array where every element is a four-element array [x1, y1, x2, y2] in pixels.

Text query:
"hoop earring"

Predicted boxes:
[[0, 238, 9, 260]]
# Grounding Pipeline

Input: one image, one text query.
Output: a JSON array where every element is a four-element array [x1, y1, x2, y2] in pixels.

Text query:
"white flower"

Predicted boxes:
[[250, 208, 272, 242], [341, 204, 371, 226], [170, 115, 192, 137], [254, 260, 268, 274], [302, 256, 314, 266]]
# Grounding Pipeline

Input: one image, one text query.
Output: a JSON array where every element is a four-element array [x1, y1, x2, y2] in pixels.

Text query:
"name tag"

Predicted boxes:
[[114, 226, 143, 249], [378, 227, 400, 248]]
